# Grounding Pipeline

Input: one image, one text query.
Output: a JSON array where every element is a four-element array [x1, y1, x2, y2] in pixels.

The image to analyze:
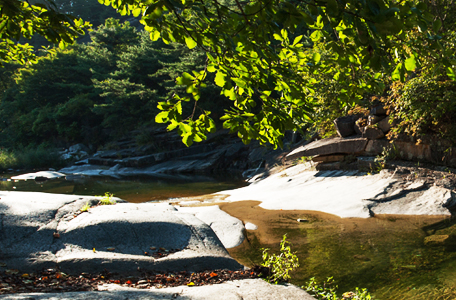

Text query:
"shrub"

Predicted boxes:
[[261, 234, 299, 284]]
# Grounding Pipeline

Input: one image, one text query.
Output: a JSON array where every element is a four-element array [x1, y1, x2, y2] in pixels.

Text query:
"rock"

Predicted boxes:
[[378, 116, 392, 133], [370, 105, 387, 116], [10, 171, 66, 181], [69, 144, 90, 154], [363, 127, 385, 140], [297, 219, 308, 223], [424, 235, 450, 246], [218, 164, 398, 218], [368, 115, 384, 126], [245, 222, 258, 230], [357, 156, 377, 170], [364, 139, 391, 155], [0, 279, 315, 300], [333, 115, 359, 138], [316, 162, 341, 170], [395, 141, 432, 161], [286, 137, 368, 161], [370, 185, 453, 216], [0, 192, 241, 275], [175, 206, 245, 249], [312, 154, 345, 163], [354, 122, 365, 135]]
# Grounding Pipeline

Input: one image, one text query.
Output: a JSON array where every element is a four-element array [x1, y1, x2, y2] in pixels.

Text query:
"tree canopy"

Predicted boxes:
[[0, 0, 89, 65], [97, 0, 455, 147]]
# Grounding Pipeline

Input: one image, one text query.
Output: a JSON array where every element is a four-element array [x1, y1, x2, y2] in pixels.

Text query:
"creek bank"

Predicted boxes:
[[210, 163, 456, 218], [59, 130, 288, 178], [0, 192, 315, 298]]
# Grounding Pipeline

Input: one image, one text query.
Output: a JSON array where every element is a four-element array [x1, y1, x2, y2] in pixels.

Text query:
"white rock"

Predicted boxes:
[[245, 222, 258, 230]]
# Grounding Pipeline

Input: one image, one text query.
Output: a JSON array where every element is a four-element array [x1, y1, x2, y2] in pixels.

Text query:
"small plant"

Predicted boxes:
[[304, 277, 373, 300], [80, 202, 91, 212], [299, 156, 313, 163], [372, 144, 398, 173], [98, 192, 116, 205], [304, 277, 338, 299], [261, 234, 299, 284]]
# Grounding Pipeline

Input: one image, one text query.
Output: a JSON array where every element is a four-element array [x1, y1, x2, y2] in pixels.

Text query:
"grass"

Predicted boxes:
[[0, 147, 66, 171], [98, 192, 116, 205]]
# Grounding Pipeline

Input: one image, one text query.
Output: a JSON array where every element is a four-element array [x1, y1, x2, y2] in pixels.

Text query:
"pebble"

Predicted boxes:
[[297, 219, 309, 222]]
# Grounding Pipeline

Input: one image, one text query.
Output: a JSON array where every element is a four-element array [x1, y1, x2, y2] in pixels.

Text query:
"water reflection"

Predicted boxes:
[[0, 173, 246, 203], [221, 201, 456, 300]]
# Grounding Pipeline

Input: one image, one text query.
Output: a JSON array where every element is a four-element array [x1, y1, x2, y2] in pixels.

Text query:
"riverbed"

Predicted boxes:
[[2, 174, 456, 299]]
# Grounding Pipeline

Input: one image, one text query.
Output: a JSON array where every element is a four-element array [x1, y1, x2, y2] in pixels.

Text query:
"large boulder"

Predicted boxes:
[[333, 115, 359, 137], [0, 192, 242, 275]]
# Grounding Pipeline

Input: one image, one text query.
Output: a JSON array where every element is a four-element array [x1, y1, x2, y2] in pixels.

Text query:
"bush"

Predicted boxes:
[[382, 76, 456, 143], [0, 147, 66, 171]]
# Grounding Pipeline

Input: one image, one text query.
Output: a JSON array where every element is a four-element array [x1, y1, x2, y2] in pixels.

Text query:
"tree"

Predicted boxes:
[[0, 0, 90, 65], [99, 0, 455, 147]]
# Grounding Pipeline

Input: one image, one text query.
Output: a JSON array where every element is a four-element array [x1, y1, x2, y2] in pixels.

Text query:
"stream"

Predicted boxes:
[[3, 173, 456, 299]]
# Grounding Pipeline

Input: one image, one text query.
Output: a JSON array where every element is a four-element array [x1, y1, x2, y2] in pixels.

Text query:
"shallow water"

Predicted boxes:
[[220, 201, 456, 300]]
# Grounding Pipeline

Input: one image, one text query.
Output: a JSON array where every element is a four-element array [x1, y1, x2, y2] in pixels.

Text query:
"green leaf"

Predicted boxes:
[[155, 111, 170, 123], [185, 36, 197, 49], [447, 67, 456, 80], [215, 71, 227, 87], [404, 55, 416, 71], [433, 19, 442, 32], [312, 53, 321, 64]]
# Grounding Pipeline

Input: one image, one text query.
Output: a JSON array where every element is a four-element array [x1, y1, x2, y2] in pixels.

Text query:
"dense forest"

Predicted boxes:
[[0, 0, 455, 154], [0, 18, 228, 149]]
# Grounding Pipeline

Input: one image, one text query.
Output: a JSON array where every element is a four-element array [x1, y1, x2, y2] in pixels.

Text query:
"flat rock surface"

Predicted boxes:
[[0, 192, 241, 275], [0, 279, 315, 300], [286, 137, 368, 161], [217, 164, 454, 218], [10, 171, 66, 180]]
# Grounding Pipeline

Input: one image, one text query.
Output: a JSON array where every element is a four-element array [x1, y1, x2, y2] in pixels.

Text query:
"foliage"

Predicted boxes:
[[0, 18, 225, 148], [98, 192, 116, 205], [261, 234, 299, 284], [304, 277, 373, 300], [100, 0, 456, 148], [382, 76, 456, 144], [0, 146, 65, 171], [0, 0, 90, 66], [80, 202, 91, 212]]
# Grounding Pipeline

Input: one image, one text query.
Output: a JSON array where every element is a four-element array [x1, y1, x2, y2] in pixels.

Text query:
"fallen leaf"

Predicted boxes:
[[125, 280, 132, 284], [106, 247, 115, 251], [159, 247, 166, 251], [21, 273, 29, 278], [210, 272, 217, 277], [150, 246, 156, 250], [5, 269, 19, 274], [187, 282, 195, 286], [93, 248, 96, 253], [53, 232, 60, 238]]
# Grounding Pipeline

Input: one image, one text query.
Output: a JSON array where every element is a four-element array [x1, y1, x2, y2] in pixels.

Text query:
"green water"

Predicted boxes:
[[222, 202, 456, 300]]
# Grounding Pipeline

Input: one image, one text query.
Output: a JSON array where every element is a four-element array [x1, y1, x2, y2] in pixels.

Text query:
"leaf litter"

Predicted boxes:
[[0, 267, 264, 294]]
